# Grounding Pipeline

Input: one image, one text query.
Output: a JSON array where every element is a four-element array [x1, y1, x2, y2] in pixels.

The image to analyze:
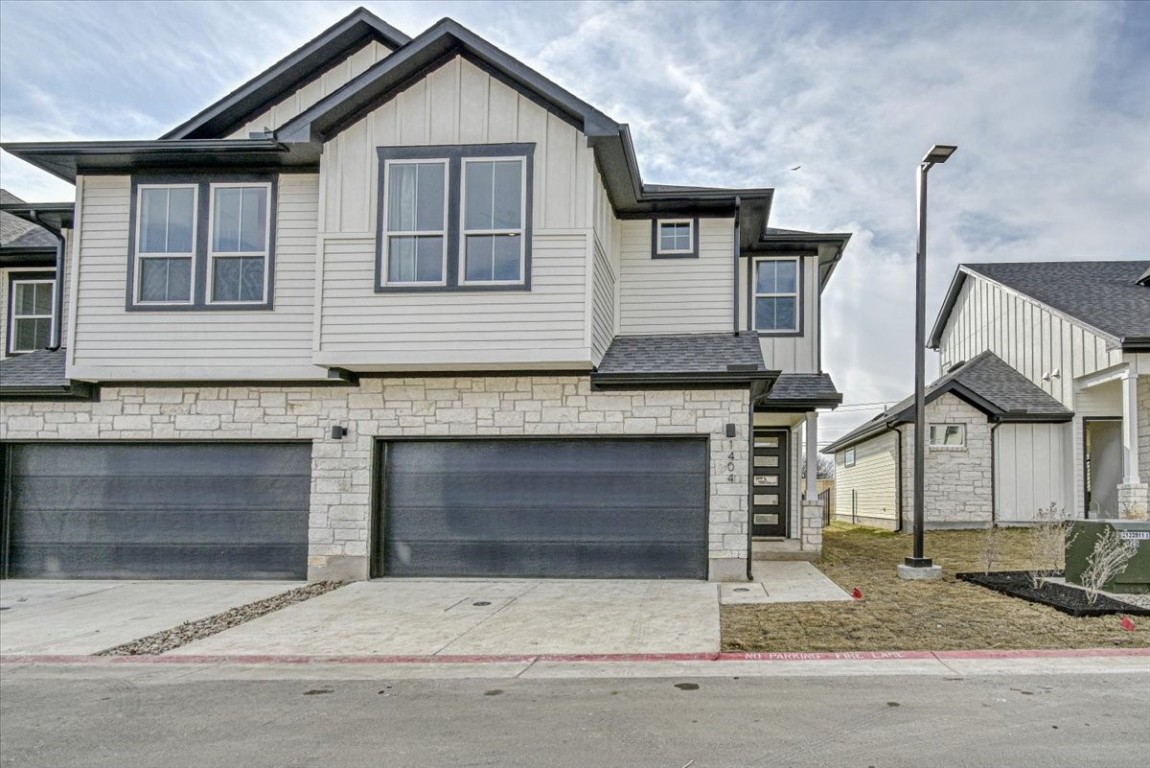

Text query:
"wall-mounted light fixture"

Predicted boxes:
[[725, 423, 738, 438], [331, 425, 348, 440]]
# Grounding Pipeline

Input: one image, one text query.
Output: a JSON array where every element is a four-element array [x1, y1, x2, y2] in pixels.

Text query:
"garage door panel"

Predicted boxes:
[[387, 472, 706, 509], [387, 541, 702, 579], [9, 543, 306, 580], [381, 438, 708, 579], [4, 443, 311, 580]]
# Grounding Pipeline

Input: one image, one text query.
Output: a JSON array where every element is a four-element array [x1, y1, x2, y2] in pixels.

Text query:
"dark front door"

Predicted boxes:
[[751, 429, 789, 537], [378, 438, 708, 579], [2, 442, 311, 579]]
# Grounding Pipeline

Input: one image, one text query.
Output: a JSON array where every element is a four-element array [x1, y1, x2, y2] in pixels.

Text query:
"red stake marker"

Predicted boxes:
[[852, 588, 863, 600], [1120, 616, 1136, 632]]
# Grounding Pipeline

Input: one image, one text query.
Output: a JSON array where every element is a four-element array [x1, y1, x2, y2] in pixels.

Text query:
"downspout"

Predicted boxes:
[[989, 421, 1001, 525], [891, 425, 905, 533], [733, 196, 741, 336], [29, 210, 65, 352]]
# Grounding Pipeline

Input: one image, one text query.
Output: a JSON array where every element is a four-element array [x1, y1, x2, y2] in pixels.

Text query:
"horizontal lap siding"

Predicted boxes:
[[591, 238, 616, 363], [71, 175, 320, 378], [318, 233, 588, 353], [227, 41, 393, 139], [617, 218, 733, 335], [834, 431, 898, 524]]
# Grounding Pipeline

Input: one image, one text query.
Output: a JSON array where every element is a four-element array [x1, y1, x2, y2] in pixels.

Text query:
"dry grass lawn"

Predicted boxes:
[[722, 524, 1150, 652]]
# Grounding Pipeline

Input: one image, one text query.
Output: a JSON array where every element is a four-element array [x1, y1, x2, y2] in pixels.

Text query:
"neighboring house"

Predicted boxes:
[[826, 260, 1149, 529], [0, 9, 848, 582]]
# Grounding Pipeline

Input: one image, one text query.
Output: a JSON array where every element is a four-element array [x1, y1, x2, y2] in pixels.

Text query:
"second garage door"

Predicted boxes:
[[2, 442, 311, 580], [379, 438, 708, 579]]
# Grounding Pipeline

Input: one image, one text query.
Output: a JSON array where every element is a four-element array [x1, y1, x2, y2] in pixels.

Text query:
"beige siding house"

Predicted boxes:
[[0, 8, 851, 583], [827, 261, 1149, 529]]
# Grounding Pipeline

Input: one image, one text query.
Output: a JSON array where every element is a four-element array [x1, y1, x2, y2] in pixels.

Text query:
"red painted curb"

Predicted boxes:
[[1, 647, 1146, 666]]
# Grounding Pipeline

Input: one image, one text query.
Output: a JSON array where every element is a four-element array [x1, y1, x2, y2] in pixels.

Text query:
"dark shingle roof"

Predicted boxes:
[[960, 261, 1150, 346], [596, 333, 765, 375], [0, 189, 58, 250], [0, 348, 68, 388], [763, 373, 842, 407], [823, 351, 1071, 454]]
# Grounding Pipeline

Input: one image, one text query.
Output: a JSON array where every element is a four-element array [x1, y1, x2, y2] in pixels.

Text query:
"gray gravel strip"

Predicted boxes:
[[96, 581, 345, 656]]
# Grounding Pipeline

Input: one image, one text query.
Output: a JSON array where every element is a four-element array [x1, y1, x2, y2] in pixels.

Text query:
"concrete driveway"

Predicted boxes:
[[169, 579, 720, 657], [0, 581, 299, 656]]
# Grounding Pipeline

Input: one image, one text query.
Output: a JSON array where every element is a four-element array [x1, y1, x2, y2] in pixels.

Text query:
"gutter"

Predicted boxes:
[[989, 421, 1002, 525], [28, 210, 65, 352], [1121, 336, 1150, 352], [590, 370, 778, 390]]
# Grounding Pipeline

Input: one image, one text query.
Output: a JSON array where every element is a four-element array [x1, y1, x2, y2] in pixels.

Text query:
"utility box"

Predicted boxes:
[[1065, 520, 1150, 594]]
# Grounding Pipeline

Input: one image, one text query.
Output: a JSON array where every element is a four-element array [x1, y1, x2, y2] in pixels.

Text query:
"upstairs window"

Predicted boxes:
[[461, 158, 526, 284], [129, 176, 276, 310], [376, 144, 534, 292], [382, 160, 448, 285], [652, 218, 697, 258], [753, 257, 800, 333], [209, 184, 272, 303], [136, 185, 196, 304], [844, 447, 856, 467], [7, 275, 55, 354]]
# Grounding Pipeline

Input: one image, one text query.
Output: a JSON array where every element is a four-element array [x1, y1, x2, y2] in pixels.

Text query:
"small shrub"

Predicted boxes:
[[979, 523, 1001, 575], [1028, 502, 1076, 589], [1080, 528, 1139, 605]]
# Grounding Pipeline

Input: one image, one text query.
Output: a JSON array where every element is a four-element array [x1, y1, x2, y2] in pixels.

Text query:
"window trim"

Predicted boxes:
[[928, 423, 967, 448], [206, 181, 274, 304], [133, 183, 198, 306], [459, 155, 528, 287], [844, 447, 856, 468], [374, 144, 535, 293], [380, 158, 450, 287], [125, 173, 278, 312], [750, 255, 803, 336], [651, 217, 699, 259], [6, 272, 56, 355]]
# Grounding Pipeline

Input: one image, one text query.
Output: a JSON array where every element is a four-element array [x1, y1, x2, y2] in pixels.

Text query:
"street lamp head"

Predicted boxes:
[[923, 144, 958, 164]]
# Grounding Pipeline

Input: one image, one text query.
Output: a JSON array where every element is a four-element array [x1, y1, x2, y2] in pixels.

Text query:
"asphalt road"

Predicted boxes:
[[1, 669, 1146, 767]]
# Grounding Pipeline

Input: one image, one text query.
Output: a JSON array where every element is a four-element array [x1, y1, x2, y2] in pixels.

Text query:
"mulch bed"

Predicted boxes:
[[96, 581, 345, 656], [957, 571, 1150, 618]]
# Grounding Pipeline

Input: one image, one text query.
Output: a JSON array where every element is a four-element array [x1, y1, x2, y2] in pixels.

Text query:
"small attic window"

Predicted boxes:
[[652, 218, 697, 258]]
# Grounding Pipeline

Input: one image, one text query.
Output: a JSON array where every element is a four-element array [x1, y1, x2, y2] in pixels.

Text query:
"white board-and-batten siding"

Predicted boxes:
[[994, 422, 1073, 522], [937, 273, 1123, 407], [227, 41, 395, 139], [616, 218, 734, 336], [834, 430, 899, 526], [67, 174, 323, 381]]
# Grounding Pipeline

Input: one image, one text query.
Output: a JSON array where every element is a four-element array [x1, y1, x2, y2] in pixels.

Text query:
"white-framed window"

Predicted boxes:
[[208, 182, 272, 304], [460, 156, 526, 284], [844, 447, 856, 467], [655, 218, 694, 256], [381, 159, 449, 285], [753, 257, 800, 332], [929, 424, 966, 447], [8, 278, 55, 353], [134, 184, 197, 304]]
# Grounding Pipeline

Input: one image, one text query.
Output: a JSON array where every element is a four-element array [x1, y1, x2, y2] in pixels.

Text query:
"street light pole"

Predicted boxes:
[[901, 144, 956, 578]]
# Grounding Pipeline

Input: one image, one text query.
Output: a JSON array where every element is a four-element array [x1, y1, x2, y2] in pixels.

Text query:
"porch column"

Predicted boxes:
[[1121, 370, 1141, 485], [805, 411, 819, 501], [1118, 370, 1148, 520]]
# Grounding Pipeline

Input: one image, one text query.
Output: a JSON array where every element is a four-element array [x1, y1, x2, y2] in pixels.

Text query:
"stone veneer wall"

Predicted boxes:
[[0, 375, 750, 580], [897, 393, 994, 528]]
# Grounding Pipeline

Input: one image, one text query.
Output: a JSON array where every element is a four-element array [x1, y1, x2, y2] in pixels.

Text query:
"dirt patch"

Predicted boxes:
[[96, 581, 345, 656], [722, 525, 1150, 652], [958, 571, 1150, 617]]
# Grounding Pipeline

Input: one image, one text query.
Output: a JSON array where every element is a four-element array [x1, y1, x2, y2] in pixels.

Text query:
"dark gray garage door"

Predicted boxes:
[[380, 438, 708, 579], [2, 443, 311, 579]]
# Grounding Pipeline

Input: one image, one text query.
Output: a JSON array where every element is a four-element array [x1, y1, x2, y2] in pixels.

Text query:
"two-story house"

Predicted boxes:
[[826, 260, 1148, 529], [0, 9, 847, 582]]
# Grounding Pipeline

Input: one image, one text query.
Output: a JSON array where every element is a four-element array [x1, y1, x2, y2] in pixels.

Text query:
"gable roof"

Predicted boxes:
[[823, 351, 1071, 454], [929, 260, 1150, 352], [161, 8, 410, 140]]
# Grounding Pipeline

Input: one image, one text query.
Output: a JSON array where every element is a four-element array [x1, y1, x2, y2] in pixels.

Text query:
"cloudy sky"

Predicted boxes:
[[2, 0, 1147, 445]]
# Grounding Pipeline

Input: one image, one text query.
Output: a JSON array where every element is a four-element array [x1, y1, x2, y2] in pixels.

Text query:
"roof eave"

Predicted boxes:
[[928, 267, 970, 349], [1120, 336, 1150, 352], [590, 370, 778, 390], [0, 381, 96, 400]]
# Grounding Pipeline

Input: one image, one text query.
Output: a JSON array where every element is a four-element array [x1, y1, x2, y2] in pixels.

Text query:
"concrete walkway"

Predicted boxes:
[[168, 579, 720, 657], [719, 561, 853, 605], [0, 581, 299, 656]]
